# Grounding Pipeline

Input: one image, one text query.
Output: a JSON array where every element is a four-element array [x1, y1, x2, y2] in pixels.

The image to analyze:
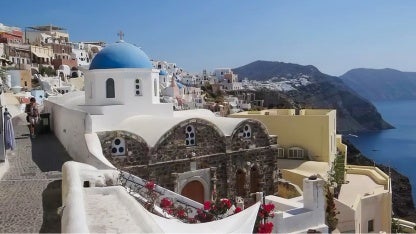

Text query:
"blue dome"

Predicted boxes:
[[89, 41, 152, 70], [159, 70, 167, 75]]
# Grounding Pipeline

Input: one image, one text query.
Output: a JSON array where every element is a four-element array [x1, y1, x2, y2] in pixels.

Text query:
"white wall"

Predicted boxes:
[[355, 193, 391, 233], [266, 178, 328, 233], [44, 99, 114, 169], [335, 198, 355, 232], [86, 68, 162, 106]]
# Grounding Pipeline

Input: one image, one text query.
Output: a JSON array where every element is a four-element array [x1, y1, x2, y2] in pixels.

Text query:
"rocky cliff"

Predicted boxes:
[[340, 68, 416, 101], [233, 61, 393, 133]]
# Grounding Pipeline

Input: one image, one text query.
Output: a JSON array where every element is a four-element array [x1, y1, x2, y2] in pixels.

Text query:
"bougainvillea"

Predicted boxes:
[[141, 181, 276, 233], [255, 203, 275, 233]]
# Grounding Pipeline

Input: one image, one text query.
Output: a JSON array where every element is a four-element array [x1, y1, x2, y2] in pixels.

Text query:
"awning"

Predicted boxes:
[[31, 50, 50, 58]]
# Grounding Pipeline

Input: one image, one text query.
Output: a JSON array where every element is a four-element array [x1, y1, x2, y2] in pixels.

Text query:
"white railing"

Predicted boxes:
[[393, 218, 416, 233]]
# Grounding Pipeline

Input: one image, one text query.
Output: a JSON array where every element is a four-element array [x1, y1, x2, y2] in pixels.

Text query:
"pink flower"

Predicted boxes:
[[145, 181, 155, 191], [234, 207, 242, 214], [262, 203, 275, 214], [177, 209, 187, 218], [160, 197, 173, 208], [258, 222, 274, 233], [203, 201, 212, 210], [220, 198, 232, 209]]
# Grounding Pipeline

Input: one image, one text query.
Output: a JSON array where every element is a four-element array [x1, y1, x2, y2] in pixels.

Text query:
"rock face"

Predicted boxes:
[[233, 61, 393, 133], [340, 68, 416, 101], [344, 139, 416, 221]]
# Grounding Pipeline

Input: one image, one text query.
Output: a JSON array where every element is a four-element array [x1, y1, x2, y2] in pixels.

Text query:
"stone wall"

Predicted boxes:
[[97, 118, 279, 202], [97, 131, 150, 168], [230, 119, 272, 151], [152, 118, 226, 162]]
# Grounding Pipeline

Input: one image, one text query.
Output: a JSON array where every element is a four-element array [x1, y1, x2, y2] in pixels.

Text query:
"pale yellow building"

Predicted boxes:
[[231, 109, 338, 164], [231, 109, 392, 233]]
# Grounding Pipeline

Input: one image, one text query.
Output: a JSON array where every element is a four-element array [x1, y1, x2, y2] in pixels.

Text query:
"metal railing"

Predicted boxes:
[[118, 171, 204, 217]]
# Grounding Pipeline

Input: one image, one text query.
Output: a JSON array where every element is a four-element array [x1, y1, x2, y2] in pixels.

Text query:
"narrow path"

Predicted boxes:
[[0, 121, 72, 233]]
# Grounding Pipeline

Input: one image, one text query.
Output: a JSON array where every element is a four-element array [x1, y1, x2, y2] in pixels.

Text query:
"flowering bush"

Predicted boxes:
[[142, 181, 158, 211], [258, 222, 274, 233], [140, 180, 276, 233], [255, 203, 275, 233], [160, 197, 275, 233]]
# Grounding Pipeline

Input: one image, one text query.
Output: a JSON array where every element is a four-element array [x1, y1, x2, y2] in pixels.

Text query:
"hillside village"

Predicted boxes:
[[0, 22, 410, 233]]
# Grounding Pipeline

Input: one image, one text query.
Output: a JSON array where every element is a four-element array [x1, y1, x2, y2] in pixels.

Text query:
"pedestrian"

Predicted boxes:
[[25, 97, 39, 138]]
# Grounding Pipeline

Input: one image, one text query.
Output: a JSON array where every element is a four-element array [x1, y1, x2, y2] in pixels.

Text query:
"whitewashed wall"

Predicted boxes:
[[335, 198, 355, 232], [44, 99, 113, 169]]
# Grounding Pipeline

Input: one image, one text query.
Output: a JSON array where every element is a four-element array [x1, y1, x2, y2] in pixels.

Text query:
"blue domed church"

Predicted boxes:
[[45, 40, 279, 204]]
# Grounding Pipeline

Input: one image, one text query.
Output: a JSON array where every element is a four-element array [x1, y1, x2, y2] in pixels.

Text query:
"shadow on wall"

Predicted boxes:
[[39, 180, 62, 233], [31, 131, 73, 172]]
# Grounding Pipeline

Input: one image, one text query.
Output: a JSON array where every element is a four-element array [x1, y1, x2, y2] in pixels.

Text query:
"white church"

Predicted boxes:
[[41, 40, 327, 233]]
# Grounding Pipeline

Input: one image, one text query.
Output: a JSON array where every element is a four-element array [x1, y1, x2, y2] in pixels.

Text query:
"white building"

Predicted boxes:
[[213, 68, 243, 91], [43, 40, 328, 233], [70, 42, 90, 67], [267, 177, 328, 233], [25, 25, 69, 45]]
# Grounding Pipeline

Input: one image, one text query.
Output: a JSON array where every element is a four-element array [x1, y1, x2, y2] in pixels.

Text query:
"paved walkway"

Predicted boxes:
[[0, 118, 72, 233]]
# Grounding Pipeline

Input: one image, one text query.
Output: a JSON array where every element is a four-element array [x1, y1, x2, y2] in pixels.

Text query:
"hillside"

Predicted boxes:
[[233, 61, 393, 133], [340, 68, 416, 101]]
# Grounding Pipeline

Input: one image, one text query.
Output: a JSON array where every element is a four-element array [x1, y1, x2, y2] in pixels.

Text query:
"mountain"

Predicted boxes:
[[232, 60, 393, 133], [340, 68, 416, 101]]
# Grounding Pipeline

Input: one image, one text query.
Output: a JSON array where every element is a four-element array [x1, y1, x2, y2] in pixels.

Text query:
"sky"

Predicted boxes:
[[1, 0, 416, 76]]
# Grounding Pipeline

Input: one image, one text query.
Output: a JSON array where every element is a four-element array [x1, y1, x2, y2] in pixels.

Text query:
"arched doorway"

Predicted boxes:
[[236, 169, 246, 197], [250, 165, 260, 193], [181, 180, 204, 204]]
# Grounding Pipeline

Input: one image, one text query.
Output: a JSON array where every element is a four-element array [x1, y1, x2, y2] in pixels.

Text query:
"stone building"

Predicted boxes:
[[97, 117, 279, 203], [45, 40, 280, 204]]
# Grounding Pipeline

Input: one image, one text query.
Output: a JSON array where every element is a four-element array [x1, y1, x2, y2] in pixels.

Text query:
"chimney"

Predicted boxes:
[[303, 176, 324, 211]]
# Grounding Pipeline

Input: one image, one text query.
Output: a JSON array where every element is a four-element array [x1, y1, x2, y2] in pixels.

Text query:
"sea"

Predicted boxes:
[[346, 99, 416, 202]]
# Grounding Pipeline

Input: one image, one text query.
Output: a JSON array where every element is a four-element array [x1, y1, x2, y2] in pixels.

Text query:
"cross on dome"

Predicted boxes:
[[117, 30, 124, 41]]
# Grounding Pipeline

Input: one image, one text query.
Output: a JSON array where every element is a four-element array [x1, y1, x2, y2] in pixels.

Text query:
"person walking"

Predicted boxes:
[[25, 97, 39, 138]]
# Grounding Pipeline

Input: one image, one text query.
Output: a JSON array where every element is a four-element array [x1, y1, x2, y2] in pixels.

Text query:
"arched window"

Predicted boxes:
[[185, 125, 196, 146], [250, 165, 260, 193], [236, 169, 246, 197], [106, 78, 115, 98], [242, 124, 251, 139], [288, 147, 304, 159], [111, 137, 126, 156]]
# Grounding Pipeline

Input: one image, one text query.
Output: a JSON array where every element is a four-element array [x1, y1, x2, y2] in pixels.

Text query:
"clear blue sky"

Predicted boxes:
[[2, 0, 416, 76]]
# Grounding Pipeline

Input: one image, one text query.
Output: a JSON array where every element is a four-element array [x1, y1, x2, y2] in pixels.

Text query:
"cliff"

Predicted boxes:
[[340, 68, 416, 101], [233, 61, 393, 133]]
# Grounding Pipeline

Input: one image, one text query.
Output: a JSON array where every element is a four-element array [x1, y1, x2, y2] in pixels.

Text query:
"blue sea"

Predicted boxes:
[[346, 99, 416, 202]]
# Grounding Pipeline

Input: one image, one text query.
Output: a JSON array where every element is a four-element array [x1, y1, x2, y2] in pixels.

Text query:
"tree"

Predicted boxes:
[[325, 184, 339, 232], [328, 153, 345, 197], [39, 65, 55, 76]]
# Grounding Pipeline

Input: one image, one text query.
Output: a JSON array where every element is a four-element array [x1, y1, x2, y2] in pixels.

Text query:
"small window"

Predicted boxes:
[[106, 78, 115, 98], [368, 219, 374, 232], [135, 78, 142, 96], [185, 125, 196, 146], [111, 137, 126, 156], [242, 124, 251, 139], [288, 147, 304, 159], [277, 147, 284, 158]]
